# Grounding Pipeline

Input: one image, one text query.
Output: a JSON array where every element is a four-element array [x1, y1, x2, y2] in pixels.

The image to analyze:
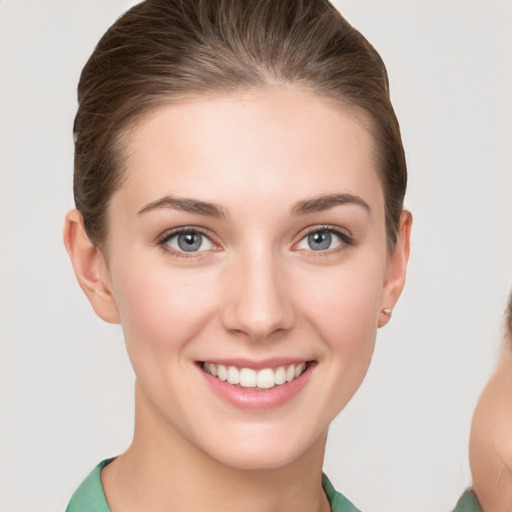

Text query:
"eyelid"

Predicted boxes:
[[155, 224, 354, 257], [157, 226, 221, 256], [292, 225, 355, 251]]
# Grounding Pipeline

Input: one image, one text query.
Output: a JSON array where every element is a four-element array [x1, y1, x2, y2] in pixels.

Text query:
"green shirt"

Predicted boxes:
[[66, 459, 362, 512], [451, 489, 482, 512], [66, 459, 113, 512], [66, 459, 483, 512]]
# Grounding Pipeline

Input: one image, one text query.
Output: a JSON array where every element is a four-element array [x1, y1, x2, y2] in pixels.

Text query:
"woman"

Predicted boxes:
[[468, 289, 512, 512], [63, 0, 412, 510], [448, 290, 512, 512]]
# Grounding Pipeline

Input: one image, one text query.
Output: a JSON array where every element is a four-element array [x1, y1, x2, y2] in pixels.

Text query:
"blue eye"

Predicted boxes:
[[308, 231, 333, 251], [164, 230, 213, 252], [296, 229, 344, 251]]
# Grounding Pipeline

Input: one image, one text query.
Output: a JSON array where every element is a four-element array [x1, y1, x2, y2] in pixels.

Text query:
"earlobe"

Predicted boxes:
[[63, 209, 120, 324], [378, 210, 412, 328]]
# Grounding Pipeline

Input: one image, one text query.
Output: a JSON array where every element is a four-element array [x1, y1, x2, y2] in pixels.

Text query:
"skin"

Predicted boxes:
[[64, 86, 411, 512], [470, 337, 512, 512]]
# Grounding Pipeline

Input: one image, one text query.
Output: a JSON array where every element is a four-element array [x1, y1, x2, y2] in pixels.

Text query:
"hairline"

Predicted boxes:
[[94, 83, 398, 254]]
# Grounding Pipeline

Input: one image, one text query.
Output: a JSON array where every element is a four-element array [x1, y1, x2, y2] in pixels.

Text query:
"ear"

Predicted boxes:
[[378, 210, 412, 328], [63, 209, 120, 324]]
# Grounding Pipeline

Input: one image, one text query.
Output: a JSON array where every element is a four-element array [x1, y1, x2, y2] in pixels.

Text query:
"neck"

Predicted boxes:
[[101, 381, 331, 512]]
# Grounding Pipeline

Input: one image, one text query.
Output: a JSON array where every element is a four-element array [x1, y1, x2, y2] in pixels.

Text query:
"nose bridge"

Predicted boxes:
[[221, 245, 295, 341]]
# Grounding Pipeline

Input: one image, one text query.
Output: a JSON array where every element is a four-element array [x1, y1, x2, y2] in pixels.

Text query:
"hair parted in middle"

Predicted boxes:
[[73, 0, 407, 248]]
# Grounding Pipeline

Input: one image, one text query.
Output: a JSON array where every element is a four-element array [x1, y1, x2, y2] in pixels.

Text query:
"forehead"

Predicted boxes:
[[116, 86, 383, 212]]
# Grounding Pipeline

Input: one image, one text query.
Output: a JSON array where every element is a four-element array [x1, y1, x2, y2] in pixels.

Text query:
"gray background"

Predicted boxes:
[[1, 1, 511, 511]]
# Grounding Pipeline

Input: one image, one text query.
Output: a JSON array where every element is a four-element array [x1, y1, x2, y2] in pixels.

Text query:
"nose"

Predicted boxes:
[[220, 250, 295, 342]]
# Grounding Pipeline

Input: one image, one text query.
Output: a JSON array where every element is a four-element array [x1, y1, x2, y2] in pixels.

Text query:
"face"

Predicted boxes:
[[470, 343, 512, 511], [79, 86, 409, 470]]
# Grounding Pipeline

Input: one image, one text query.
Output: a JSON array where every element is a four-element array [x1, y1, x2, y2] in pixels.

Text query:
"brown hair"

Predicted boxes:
[[506, 289, 512, 342], [73, 0, 407, 247]]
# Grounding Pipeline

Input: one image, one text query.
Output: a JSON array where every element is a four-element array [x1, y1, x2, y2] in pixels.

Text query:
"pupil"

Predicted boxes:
[[308, 231, 331, 251], [178, 232, 202, 251]]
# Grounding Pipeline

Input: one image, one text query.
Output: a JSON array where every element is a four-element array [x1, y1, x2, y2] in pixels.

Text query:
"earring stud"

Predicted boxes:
[[382, 308, 392, 315]]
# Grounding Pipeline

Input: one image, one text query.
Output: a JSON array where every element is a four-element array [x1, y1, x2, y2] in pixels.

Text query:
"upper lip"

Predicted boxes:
[[197, 358, 314, 370]]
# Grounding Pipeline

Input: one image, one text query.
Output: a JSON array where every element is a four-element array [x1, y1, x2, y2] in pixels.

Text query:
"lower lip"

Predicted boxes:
[[197, 363, 315, 410]]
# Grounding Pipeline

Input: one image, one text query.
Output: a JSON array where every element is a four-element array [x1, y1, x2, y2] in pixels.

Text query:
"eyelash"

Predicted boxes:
[[293, 225, 356, 255], [157, 227, 219, 259], [156, 225, 356, 259]]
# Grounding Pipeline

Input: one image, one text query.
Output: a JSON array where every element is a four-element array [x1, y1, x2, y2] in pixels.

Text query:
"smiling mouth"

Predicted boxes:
[[200, 362, 311, 390]]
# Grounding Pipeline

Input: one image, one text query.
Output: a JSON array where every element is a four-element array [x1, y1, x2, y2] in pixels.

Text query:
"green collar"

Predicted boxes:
[[67, 459, 361, 512]]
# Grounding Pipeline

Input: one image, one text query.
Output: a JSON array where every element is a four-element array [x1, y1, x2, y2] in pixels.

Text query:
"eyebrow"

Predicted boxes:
[[137, 196, 227, 218], [291, 193, 371, 216], [137, 193, 370, 219]]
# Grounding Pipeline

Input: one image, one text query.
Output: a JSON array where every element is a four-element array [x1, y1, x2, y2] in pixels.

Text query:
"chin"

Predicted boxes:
[[472, 479, 512, 512], [208, 448, 304, 471], [199, 428, 326, 471]]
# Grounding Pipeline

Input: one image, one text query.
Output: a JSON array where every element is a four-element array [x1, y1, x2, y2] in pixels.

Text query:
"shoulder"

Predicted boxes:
[[66, 458, 114, 512], [451, 489, 483, 512], [322, 474, 362, 512]]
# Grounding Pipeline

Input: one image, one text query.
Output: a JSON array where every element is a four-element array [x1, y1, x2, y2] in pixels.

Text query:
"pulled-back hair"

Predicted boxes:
[[74, 0, 407, 247]]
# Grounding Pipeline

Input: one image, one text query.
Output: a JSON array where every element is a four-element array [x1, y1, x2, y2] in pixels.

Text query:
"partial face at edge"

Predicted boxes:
[[92, 86, 410, 469], [470, 344, 512, 512]]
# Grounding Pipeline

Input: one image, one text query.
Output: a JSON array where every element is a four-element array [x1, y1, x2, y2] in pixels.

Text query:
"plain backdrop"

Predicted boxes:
[[1, 1, 511, 511]]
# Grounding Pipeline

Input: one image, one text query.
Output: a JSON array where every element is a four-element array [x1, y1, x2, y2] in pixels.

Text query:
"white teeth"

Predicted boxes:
[[275, 366, 286, 385], [256, 368, 275, 389], [240, 368, 257, 388], [217, 364, 227, 381], [227, 366, 240, 385], [202, 362, 308, 389]]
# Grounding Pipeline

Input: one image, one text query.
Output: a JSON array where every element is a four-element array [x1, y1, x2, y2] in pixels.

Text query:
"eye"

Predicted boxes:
[[162, 230, 214, 253], [295, 228, 351, 252]]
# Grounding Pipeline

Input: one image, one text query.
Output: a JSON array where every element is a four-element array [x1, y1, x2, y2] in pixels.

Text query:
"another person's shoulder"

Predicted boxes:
[[66, 458, 114, 512], [452, 489, 482, 512]]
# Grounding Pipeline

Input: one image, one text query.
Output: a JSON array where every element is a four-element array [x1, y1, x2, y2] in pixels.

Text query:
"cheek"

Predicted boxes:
[[293, 252, 385, 398], [111, 260, 216, 358], [296, 255, 385, 341]]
